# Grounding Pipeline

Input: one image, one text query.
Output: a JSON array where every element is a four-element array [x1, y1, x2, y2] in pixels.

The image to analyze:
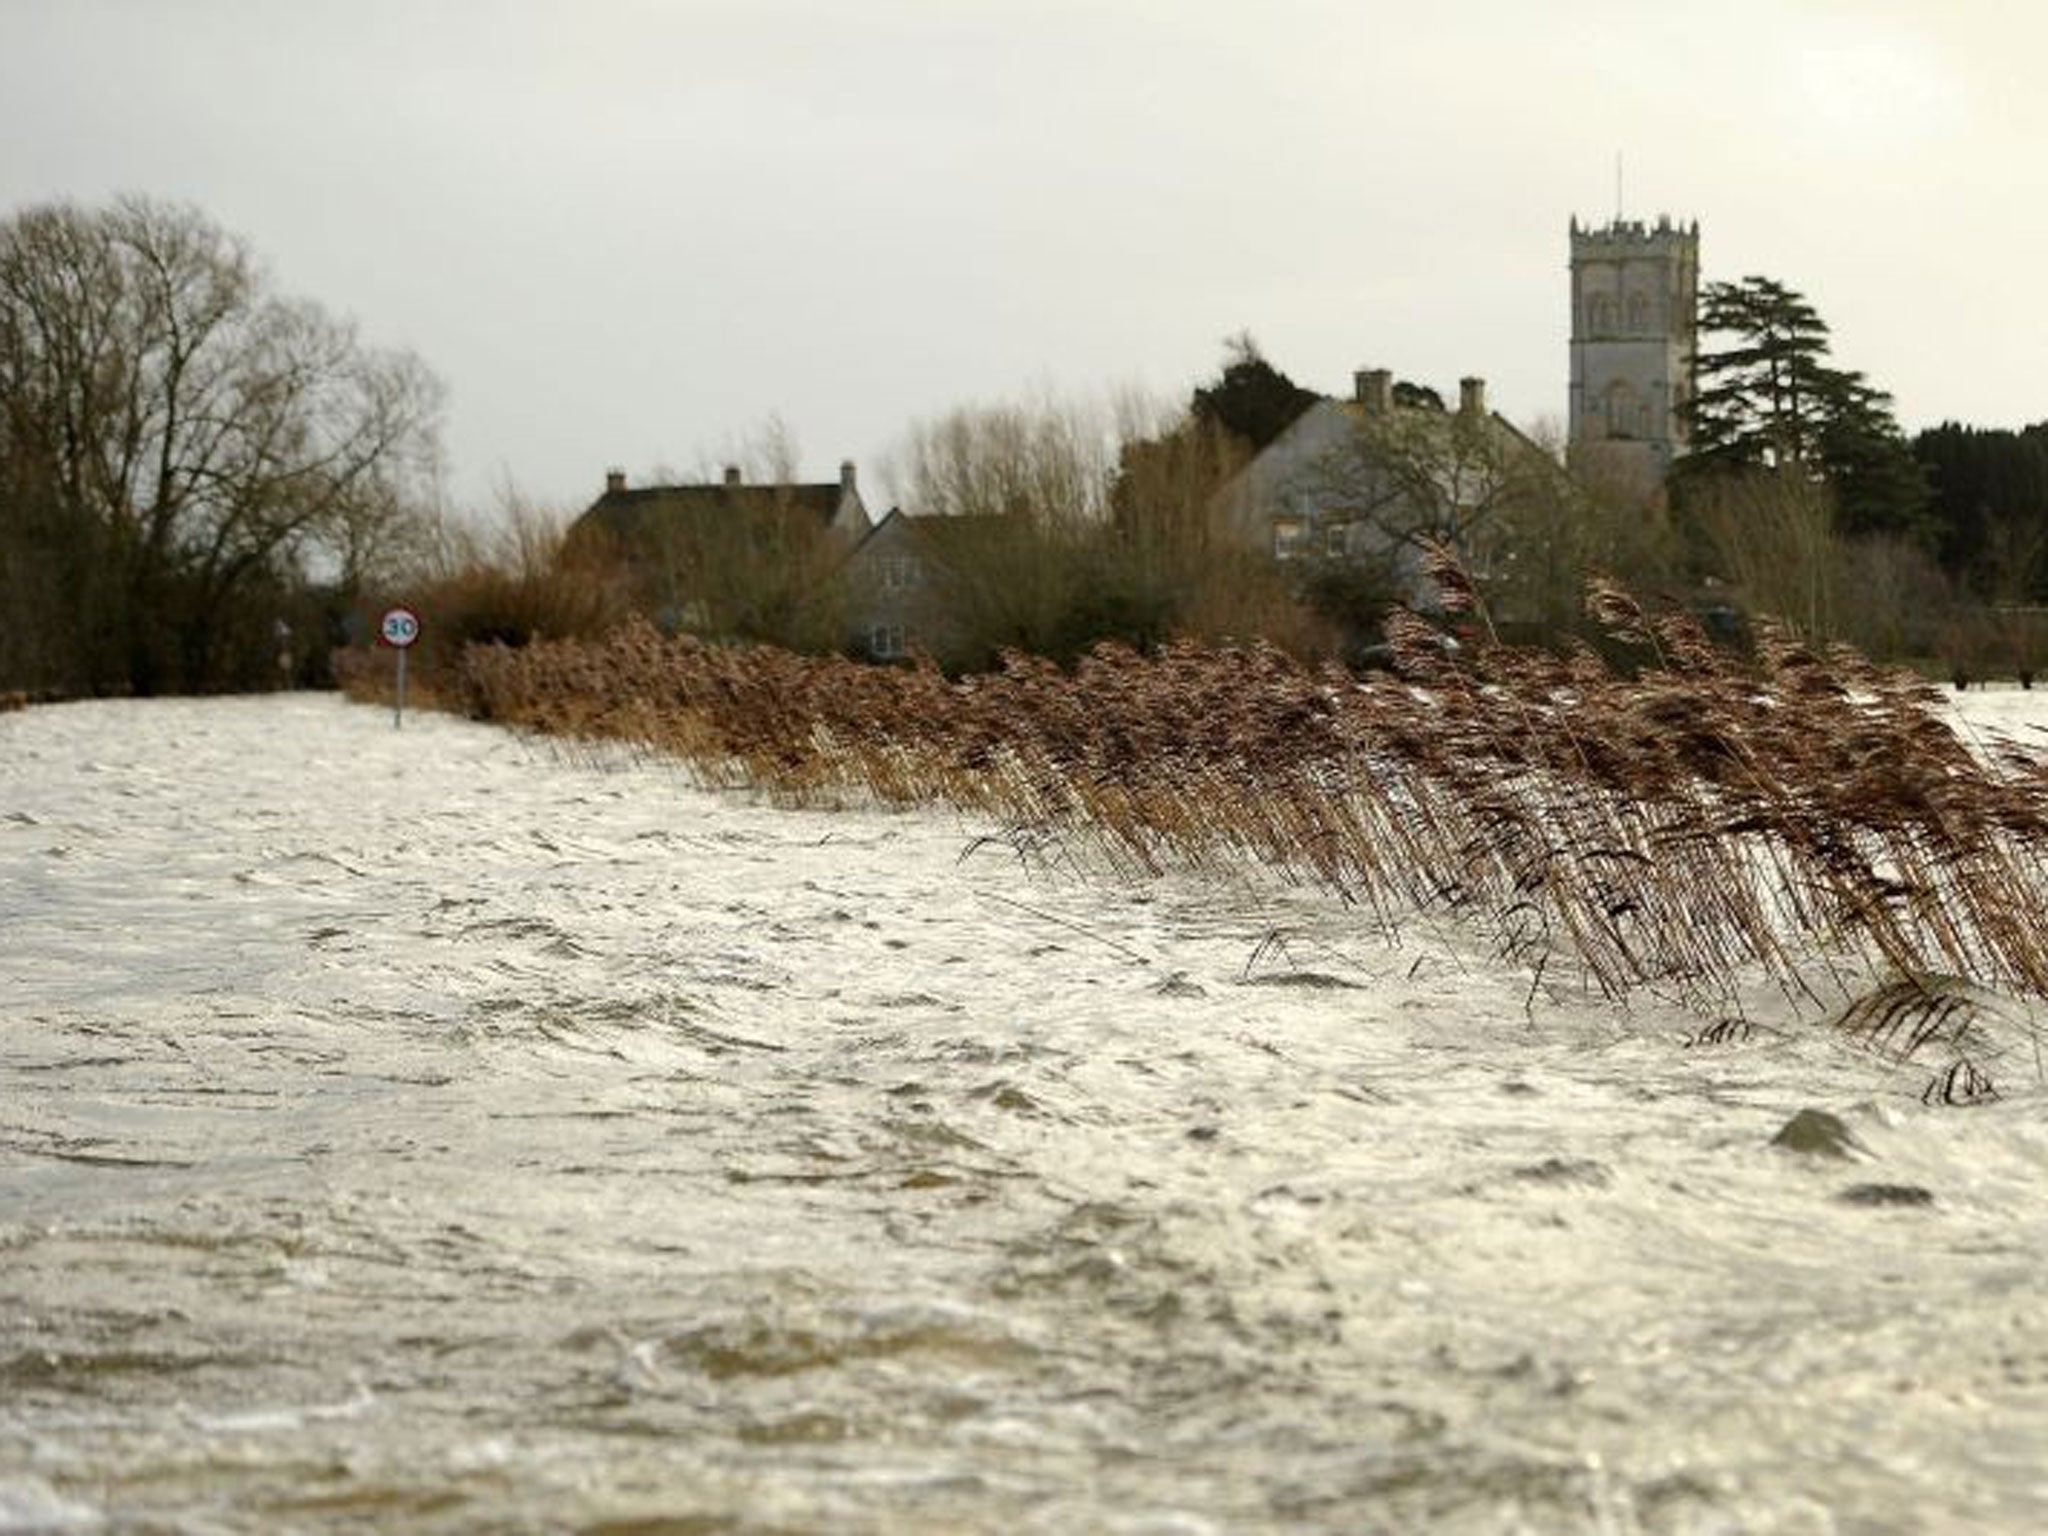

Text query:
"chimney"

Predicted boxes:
[[1459, 376, 1487, 418], [722, 465, 742, 487], [1353, 367, 1393, 414], [840, 459, 857, 494], [604, 468, 626, 495]]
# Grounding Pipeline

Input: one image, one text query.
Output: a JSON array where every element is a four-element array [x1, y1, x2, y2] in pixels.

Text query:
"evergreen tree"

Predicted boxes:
[[1690, 277, 1836, 469], [1684, 276, 1926, 537], [1190, 332, 1319, 452], [1821, 376, 1929, 538]]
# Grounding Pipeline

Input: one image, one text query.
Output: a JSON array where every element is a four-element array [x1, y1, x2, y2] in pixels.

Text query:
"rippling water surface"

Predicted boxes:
[[5, 694, 2048, 1533]]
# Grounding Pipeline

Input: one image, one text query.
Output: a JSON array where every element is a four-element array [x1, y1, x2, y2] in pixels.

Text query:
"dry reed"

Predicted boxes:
[[452, 556, 2048, 1013]]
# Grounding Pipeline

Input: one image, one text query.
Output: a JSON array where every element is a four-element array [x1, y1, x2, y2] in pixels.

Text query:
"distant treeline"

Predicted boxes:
[[8, 197, 2048, 699], [1914, 422, 2048, 599]]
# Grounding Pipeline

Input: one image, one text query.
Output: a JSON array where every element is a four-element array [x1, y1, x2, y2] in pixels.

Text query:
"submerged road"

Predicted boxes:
[[4, 694, 2047, 1532]]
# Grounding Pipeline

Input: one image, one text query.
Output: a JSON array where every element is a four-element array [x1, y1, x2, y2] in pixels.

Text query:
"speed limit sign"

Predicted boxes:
[[377, 606, 420, 729], [379, 606, 421, 648]]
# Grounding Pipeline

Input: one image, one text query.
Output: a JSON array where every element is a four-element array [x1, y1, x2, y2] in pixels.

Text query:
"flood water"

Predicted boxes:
[[5, 693, 2048, 1533]]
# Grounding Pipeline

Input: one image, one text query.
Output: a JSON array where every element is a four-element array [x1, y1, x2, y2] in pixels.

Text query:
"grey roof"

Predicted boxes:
[[851, 507, 1009, 552], [575, 481, 848, 546]]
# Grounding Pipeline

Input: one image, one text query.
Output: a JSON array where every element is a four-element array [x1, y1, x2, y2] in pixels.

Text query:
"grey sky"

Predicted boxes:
[[3, 0, 2039, 513]]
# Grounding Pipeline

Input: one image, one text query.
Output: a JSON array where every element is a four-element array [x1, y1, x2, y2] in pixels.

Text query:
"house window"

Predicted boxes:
[[879, 557, 919, 591], [1324, 522, 1350, 558], [869, 622, 908, 660], [1272, 515, 1307, 560]]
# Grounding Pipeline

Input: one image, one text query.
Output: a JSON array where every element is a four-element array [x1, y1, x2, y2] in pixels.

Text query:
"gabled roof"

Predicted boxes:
[[847, 507, 1015, 564], [1324, 397, 1532, 446], [848, 506, 908, 555], [1212, 390, 1555, 511], [577, 481, 849, 545]]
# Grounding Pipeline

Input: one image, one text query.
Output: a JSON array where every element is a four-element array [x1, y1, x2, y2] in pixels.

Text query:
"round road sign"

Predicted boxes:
[[379, 606, 421, 648]]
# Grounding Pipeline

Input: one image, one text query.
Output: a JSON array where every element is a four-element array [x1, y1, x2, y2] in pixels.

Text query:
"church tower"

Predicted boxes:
[[1568, 214, 1699, 485]]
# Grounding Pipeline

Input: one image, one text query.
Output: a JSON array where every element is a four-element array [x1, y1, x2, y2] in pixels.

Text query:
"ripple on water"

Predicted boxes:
[[659, 1300, 1042, 1382], [0, 1477, 102, 1533], [12, 696, 2048, 1532]]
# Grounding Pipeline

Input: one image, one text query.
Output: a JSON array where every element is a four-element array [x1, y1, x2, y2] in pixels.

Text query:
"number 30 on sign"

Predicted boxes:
[[379, 607, 421, 648]]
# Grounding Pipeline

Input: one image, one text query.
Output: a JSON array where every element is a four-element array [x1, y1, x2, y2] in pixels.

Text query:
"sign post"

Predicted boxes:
[[378, 606, 421, 728]]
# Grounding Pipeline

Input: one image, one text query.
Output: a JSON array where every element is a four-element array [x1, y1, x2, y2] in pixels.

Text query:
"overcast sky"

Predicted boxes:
[[3, 0, 2040, 513]]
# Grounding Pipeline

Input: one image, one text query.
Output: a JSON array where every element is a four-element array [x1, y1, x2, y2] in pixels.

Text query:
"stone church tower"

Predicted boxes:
[[1568, 215, 1699, 486]]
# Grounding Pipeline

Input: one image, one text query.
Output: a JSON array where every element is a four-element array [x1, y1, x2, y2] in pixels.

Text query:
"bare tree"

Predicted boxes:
[[1689, 467, 1839, 643], [1487, 417, 1683, 639], [0, 196, 442, 691], [1835, 533, 1952, 663], [1250, 393, 1571, 647], [874, 388, 1341, 666], [884, 391, 1121, 526], [872, 393, 1112, 664]]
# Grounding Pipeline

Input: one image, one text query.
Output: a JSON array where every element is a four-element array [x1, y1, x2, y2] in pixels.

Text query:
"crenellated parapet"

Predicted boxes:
[[1569, 213, 1699, 250]]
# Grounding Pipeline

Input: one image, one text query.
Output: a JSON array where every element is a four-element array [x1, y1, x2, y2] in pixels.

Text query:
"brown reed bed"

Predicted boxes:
[[452, 557, 2048, 1021]]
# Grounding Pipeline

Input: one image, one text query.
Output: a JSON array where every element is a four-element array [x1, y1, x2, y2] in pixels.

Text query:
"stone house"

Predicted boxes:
[[1213, 369, 1561, 610], [839, 507, 1012, 662], [568, 462, 871, 639]]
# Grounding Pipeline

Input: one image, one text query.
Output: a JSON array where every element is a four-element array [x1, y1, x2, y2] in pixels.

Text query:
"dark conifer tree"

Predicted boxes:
[[1190, 332, 1319, 452], [1683, 276, 1926, 537], [1912, 421, 2048, 594], [1392, 380, 1446, 412]]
